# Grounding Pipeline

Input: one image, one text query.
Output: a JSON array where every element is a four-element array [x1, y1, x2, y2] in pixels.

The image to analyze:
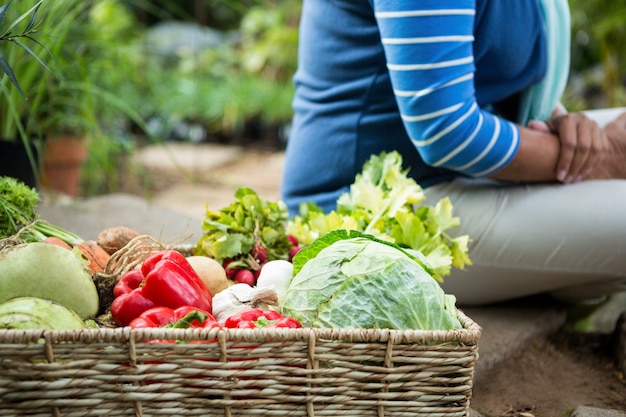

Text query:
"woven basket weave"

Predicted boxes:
[[0, 310, 480, 417]]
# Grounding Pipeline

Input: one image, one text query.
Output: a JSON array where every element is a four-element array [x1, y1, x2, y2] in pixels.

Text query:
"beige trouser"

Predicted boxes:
[[425, 108, 626, 306]]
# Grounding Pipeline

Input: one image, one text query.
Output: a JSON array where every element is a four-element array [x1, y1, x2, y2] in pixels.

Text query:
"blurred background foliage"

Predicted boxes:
[[1, 0, 624, 196], [89, 0, 300, 146], [566, 0, 626, 110]]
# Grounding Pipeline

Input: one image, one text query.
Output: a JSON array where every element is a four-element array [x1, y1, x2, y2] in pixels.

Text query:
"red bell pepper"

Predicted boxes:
[[113, 269, 144, 298], [140, 250, 201, 284], [110, 269, 157, 326], [224, 308, 302, 329], [110, 250, 213, 326], [129, 306, 220, 344], [223, 309, 303, 385], [130, 306, 220, 329]]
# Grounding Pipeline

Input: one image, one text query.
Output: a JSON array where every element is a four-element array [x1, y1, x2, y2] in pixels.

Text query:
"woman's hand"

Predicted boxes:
[[604, 111, 626, 144], [529, 112, 609, 183], [593, 111, 626, 179]]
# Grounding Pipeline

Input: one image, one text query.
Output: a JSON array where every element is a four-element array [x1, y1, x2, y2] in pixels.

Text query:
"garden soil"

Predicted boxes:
[[118, 145, 626, 417], [470, 331, 625, 417]]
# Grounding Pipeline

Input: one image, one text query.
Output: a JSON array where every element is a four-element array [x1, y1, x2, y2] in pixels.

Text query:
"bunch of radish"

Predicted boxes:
[[195, 187, 304, 288], [223, 235, 301, 287]]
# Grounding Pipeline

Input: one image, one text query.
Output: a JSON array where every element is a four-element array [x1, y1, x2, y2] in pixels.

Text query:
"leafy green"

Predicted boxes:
[[195, 187, 293, 265], [286, 151, 471, 280], [281, 234, 462, 331], [0, 176, 83, 244], [0, 176, 39, 238]]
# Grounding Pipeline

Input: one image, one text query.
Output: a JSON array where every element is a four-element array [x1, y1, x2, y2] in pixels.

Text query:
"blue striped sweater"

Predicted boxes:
[[282, 0, 548, 215]]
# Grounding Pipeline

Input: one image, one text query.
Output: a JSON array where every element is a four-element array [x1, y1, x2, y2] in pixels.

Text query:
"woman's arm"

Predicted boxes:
[[524, 110, 613, 182], [487, 126, 561, 182], [372, 1, 610, 184], [373, 1, 521, 178], [494, 112, 609, 183]]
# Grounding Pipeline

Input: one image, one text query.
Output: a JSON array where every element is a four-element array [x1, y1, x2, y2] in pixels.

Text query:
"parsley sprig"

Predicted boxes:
[[0, 176, 83, 244]]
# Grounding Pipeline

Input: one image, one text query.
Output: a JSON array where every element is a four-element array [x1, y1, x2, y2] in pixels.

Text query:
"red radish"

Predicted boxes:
[[223, 259, 238, 280], [287, 235, 299, 247], [289, 246, 301, 261], [252, 245, 268, 264], [253, 262, 266, 279], [235, 269, 255, 286]]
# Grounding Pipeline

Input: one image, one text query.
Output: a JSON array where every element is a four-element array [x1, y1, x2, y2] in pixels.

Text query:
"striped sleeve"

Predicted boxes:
[[372, 0, 520, 177]]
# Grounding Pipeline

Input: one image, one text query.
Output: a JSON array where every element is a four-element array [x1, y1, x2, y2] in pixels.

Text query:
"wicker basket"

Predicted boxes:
[[0, 310, 481, 417]]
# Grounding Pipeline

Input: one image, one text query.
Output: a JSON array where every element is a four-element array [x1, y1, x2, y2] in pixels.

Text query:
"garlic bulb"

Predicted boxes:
[[212, 283, 278, 324]]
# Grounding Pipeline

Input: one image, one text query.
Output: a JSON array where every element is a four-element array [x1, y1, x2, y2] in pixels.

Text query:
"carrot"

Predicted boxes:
[[75, 240, 111, 274], [42, 236, 73, 250]]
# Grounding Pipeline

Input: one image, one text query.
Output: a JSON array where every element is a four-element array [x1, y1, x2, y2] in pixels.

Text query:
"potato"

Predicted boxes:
[[96, 226, 140, 255], [186, 256, 231, 296]]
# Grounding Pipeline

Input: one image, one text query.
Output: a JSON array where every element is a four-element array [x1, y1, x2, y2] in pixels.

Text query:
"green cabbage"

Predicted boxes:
[[281, 231, 462, 331]]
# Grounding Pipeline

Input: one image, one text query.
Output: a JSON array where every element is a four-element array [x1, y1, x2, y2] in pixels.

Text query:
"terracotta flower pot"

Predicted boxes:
[[40, 135, 88, 196]]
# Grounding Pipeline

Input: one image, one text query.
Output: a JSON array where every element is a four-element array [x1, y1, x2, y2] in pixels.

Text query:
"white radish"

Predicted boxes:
[[255, 260, 294, 304]]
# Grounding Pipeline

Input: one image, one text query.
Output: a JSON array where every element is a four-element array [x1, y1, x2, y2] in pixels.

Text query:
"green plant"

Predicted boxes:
[[1, 0, 156, 195], [566, 0, 626, 109], [0, 1, 94, 148], [0, 1, 111, 196], [0, 0, 52, 177], [111, 0, 300, 139], [0, 1, 50, 99]]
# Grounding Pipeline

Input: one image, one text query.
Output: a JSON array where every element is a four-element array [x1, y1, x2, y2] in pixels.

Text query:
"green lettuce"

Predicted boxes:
[[281, 231, 462, 331], [286, 151, 471, 280]]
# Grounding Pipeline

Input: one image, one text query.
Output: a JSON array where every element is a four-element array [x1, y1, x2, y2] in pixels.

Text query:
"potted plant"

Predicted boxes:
[[0, 0, 51, 187], [1, 0, 111, 195], [37, 87, 93, 197], [1, 1, 91, 188], [34, 6, 96, 197]]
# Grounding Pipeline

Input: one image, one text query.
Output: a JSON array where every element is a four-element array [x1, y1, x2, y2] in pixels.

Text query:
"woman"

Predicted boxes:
[[281, 0, 626, 306]]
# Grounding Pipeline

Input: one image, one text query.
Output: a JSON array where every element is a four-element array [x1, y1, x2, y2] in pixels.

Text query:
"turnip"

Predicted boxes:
[[0, 242, 99, 318]]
